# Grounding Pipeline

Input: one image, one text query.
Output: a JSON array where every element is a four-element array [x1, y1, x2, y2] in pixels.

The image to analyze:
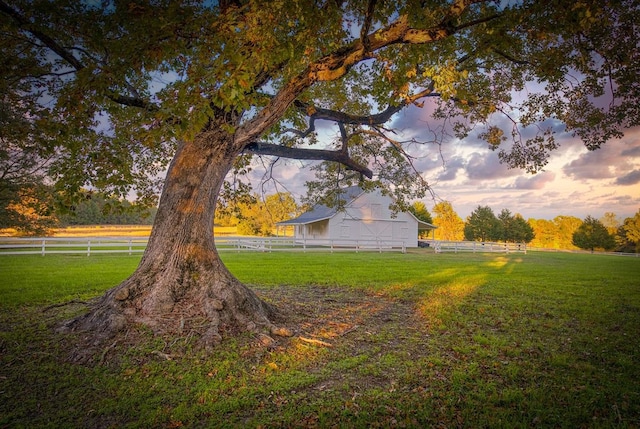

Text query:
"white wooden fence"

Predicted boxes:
[[429, 240, 527, 254], [227, 237, 409, 253], [429, 240, 639, 256], [0, 237, 150, 256], [3, 237, 637, 257], [0, 236, 410, 256]]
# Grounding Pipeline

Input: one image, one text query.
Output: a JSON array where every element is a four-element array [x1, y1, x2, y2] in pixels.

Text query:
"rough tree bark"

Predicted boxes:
[[63, 116, 283, 348]]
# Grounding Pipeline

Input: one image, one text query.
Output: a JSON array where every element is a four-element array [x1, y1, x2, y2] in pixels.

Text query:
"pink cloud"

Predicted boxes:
[[512, 171, 556, 190], [615, 170, 640, 186]]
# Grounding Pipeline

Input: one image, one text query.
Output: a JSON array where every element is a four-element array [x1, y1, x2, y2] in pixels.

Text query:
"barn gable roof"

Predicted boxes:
[[277, 186, 437, 230], [277, 186, 364, 226]]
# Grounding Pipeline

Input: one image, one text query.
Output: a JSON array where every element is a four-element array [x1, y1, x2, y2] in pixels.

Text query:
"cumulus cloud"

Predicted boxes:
[[391, 102, 449, 142], [465, 151, 519, 181], [511, 171, 556, 190], [606, 194, 640, 209], [393, 103, 493, 151], [562, 138, 640, 181], [563, 151, 615, 179], [621, 146, 640, 157], [435, 156, 466, 181], [615, 170, 640, 186]]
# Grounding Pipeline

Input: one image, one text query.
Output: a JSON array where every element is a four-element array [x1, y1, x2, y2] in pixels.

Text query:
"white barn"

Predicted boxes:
[[277, 187, 436, 248]]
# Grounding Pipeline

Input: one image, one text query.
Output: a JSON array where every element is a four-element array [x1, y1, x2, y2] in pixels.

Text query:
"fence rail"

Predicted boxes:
[[0, 236, 150, 256], [0, 236, 409, 256], [218, 237, 408, 253], [428, 240, 639, 257], [1, 237, 637, 257], [429, 240, 527, 254]]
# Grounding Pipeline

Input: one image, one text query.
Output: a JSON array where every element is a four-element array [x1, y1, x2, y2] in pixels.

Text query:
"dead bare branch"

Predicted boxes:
[[244, 142, 373, 178]]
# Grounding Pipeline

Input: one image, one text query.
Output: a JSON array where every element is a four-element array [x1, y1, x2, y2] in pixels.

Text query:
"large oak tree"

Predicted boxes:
[[2, 0, 638, 348]]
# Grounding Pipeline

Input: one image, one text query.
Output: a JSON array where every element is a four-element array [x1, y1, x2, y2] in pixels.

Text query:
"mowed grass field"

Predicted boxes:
[[1, 250, 639, 428]]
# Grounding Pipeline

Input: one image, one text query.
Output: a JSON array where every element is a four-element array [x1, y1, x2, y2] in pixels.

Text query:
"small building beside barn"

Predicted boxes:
[[277, 186, 436, 248]]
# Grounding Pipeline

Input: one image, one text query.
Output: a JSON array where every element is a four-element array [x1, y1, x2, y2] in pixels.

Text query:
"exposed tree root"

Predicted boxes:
[[56, 276, 293, 363], [42, 300, 90, 312]]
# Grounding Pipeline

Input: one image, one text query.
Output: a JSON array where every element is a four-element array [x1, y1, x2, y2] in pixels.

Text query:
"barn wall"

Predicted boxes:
[[290, 190, 422, 247], [326, 190, 419, 247]]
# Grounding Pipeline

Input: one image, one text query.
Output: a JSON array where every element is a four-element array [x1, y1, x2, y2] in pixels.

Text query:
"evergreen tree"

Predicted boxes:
[[464, 206, 501, 242], [58, 191, 155, 225], [572, 216, 616, 252], [409, 201, 434, 239], [497, 209, 534, 243], [510, 214, 535, 244]]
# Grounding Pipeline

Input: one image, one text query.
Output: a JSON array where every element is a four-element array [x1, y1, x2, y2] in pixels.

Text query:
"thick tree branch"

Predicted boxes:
[[293, 85, 437, 132], [338, 122, 349, 153], [236, 0, 489, 146], [0, 0, 158, 111], [0, 0, 85, 71], [108, 94, 158, 110], [246, 86, 437, 177], [244, 142, 373, 179]]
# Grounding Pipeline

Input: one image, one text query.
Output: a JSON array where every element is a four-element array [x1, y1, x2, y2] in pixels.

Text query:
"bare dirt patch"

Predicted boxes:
[[255, 284, 426, 348]]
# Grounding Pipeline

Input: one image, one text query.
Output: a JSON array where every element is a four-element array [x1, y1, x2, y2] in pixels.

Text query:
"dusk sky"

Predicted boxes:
[[248, 102, 640, 222]]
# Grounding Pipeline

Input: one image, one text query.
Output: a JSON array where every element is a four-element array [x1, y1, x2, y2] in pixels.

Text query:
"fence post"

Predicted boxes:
[[41, 239, 46, 256], [128, 239, 132, 255], [87, 240, 91, 257]]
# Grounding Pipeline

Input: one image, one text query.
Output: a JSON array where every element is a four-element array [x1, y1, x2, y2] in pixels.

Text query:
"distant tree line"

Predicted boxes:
[[57, 190, 157, 226], [423, 201, 640, 253], [1, 184, 156, 235]]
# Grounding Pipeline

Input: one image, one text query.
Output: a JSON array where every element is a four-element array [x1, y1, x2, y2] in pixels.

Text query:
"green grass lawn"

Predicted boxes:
[[1, 251, 639, 427]]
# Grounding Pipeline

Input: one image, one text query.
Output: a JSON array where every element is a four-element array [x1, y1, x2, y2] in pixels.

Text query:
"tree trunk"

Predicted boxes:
[[64, 119, 282, 348]]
